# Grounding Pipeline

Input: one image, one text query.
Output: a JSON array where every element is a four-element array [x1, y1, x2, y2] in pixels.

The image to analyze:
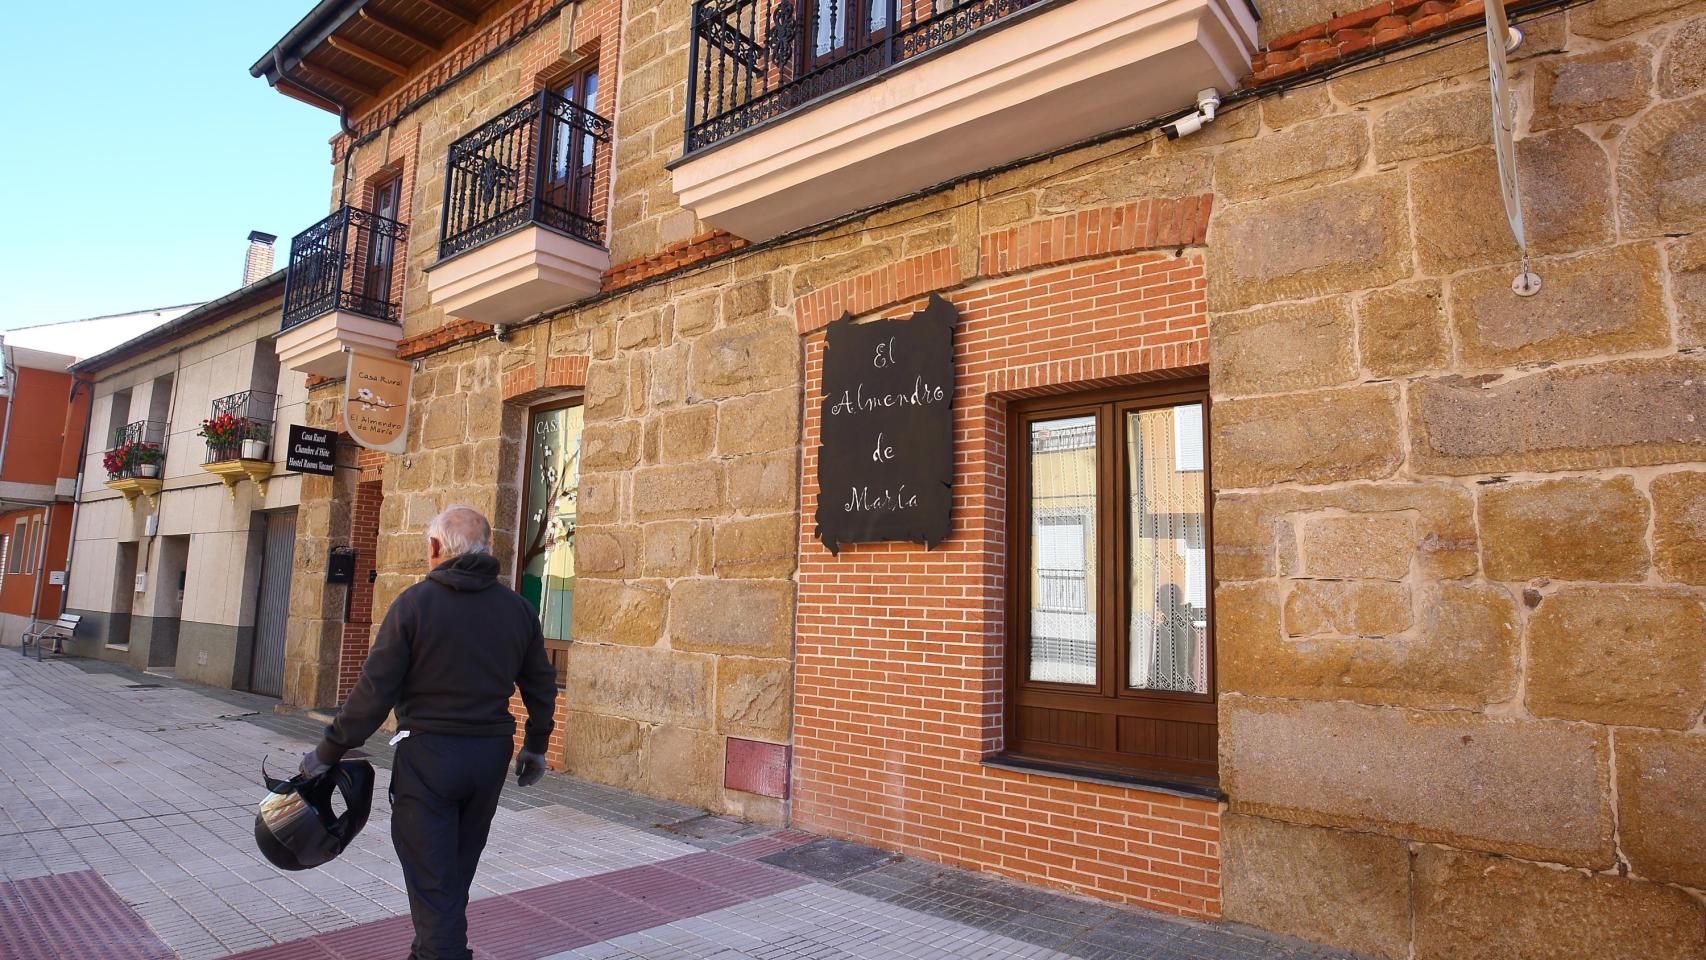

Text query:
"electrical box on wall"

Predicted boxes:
[[134, 573, 146, 593], [144, 515, 159, 537], [327, 546, 356, 584]]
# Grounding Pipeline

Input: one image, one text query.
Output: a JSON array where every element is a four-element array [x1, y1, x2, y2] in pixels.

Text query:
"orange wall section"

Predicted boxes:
[[0, 502, 73, 620], [1, 366, 77, 487]]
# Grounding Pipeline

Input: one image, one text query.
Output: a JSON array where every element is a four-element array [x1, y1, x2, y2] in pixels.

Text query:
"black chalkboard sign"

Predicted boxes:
[[814, 294, 956, 555], [286, 425, 337, 476]]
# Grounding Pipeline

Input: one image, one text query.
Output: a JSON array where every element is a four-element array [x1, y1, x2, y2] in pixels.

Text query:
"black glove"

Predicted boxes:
[[300, 749, 332, 781], [514, 749, 546, 787]]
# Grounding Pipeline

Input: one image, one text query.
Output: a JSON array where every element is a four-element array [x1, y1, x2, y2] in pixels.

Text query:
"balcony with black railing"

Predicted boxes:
[[275, 205, 410, 378], [200, 391, 278, 464], [199, 391, 279, 500], [686, 0, 1048, 153], [282, 205, 407, 330], [425, 90, 614, 325], [102, 420, 168, 482], [440, 89, 613, 259], [673, 0, 1258, 241], [102, 420, 168, 510]]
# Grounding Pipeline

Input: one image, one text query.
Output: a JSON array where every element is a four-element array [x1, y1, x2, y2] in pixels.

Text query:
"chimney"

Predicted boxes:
[[243, 231, 277, 286]]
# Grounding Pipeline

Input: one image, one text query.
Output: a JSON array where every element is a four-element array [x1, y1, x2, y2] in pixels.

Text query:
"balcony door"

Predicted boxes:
[[360, 176, 402, 308], [806, 0, 889, 68], [545, 67, 599, 226]]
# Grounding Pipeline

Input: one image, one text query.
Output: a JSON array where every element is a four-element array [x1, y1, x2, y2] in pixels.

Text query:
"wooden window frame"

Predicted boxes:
[[516, 396, 584, 687], [1001, 378, 1218, 789], [798, 0, 892, 70], [548, 63, 601, 226], [360, 172, 404, 307]]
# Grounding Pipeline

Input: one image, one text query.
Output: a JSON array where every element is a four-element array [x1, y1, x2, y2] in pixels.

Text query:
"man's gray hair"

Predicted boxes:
[[428, 504, 491, 558]]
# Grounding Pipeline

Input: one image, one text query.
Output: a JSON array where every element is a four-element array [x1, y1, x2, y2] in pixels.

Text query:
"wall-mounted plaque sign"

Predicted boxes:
[[814, 293, 956, 555], [285, 425, 337, 476], [345, 352, 412, 453]]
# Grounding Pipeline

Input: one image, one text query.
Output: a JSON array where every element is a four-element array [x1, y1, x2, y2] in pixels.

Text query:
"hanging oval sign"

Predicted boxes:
[[344, 352, 411, 453]]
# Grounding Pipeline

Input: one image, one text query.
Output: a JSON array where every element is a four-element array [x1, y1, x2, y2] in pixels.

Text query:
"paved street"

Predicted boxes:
[[0, 654, 1351, 960]]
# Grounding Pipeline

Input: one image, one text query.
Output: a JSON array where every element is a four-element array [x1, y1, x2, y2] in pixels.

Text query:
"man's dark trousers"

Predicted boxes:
[[390, 732, 513, 960]]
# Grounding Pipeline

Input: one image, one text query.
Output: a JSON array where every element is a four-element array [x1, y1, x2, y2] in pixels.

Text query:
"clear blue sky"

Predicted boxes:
[[0, 3, 336, 329]]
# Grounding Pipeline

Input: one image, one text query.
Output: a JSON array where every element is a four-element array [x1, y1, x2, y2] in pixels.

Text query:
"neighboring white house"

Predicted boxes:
[[2, 305, 202, 365], [63, 269, 312, 696]]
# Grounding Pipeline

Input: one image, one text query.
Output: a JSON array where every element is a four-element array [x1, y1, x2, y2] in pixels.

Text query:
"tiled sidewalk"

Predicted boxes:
[[0, 653, 1355, 960]]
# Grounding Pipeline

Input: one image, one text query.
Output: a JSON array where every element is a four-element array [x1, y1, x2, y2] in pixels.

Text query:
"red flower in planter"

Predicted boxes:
[[198, 412, 244, 457], [103, 441, 136, 479]]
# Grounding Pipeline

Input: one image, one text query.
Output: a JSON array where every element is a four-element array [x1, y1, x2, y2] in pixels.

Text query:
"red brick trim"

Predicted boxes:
[[603, 231, 751, 291], [980, 196, 1213, 279], [545, 355, 587, 388], [502, 366, 538, 402], [794, 248, 963, 334], [989, 346, 1209, 398], [397, 319, 494, 359], [305, 374, 339, 390], [357, 447, 385, 483], [1251, 0, 1496, 85], [502, 355, 587, 404]]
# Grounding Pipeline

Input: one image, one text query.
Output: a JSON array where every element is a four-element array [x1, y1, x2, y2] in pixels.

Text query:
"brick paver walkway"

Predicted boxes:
[[0, 653, 1355, 960]]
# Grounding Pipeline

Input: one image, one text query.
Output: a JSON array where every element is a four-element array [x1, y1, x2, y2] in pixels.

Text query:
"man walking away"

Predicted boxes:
[[301, 505, 558, 960]]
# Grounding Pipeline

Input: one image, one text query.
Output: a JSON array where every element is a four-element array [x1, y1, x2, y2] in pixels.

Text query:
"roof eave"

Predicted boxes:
[[70, 272, 288, 375], [250, 0, 370, 81]]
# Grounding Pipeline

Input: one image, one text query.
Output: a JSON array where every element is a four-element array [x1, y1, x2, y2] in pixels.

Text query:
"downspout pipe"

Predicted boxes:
[[28, 495, 53, 625], [57, 377, 96, 618], [272, 51, 359, 206], [0, 340, 18, 481]]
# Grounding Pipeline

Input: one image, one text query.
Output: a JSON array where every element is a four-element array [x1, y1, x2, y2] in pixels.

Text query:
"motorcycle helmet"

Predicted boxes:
[[255, 759, 375, 871]]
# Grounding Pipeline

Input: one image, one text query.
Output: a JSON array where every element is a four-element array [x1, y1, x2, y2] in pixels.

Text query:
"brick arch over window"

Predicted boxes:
[[503, 355, 588, 404]]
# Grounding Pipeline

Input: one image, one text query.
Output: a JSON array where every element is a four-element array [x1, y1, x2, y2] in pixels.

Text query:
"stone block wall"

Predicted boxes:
[[544, 256, 803, 821], [280, 0, 1706, 952], [1205, 2, 1706, 956]]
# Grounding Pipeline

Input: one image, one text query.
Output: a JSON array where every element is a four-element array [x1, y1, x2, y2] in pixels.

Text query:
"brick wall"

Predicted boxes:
[[335, 471, 385, 701], [793, 247, 1222, 918]]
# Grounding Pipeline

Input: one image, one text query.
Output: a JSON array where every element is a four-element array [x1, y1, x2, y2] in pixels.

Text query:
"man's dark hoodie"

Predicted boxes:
[[314, 553, 557, 767]]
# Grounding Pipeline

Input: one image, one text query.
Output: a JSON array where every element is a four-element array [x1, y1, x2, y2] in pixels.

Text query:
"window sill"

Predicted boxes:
[[982, 753, 1224, 803]]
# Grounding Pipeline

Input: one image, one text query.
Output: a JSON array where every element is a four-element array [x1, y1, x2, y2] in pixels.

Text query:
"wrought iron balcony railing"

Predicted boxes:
[[103, 420, 167, 481], [439, 89, 614, 261], [282, 205, 408, 330], [201, 391, 278, 464], [686, 0, 1049, 153]]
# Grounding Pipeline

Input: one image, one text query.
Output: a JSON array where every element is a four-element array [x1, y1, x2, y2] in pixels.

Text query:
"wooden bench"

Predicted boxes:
[[21, 613, 80, 661]]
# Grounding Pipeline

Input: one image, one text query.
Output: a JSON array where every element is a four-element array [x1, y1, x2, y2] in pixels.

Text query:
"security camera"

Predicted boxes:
[[1164, 113, 1206, 140], [1163, 88, 1222, 140], [1196, 88, 1221, 119]]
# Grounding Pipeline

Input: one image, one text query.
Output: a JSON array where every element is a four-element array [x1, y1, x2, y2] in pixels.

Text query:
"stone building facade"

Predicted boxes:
[[255, 0, 1706, 955]]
